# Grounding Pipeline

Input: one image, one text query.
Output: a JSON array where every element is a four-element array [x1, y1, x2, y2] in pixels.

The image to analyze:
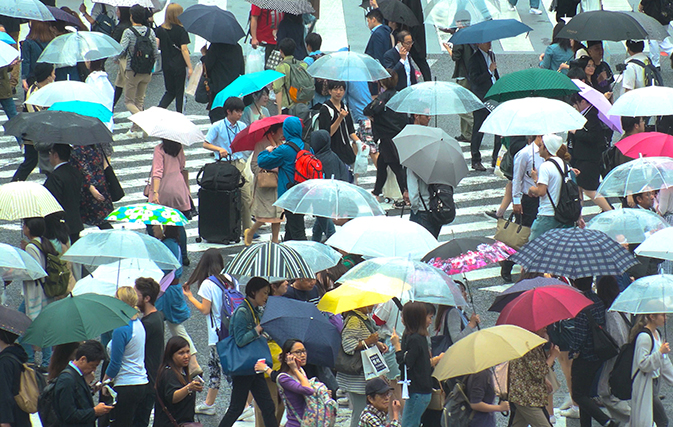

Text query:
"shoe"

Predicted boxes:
[[558, 394, 573, 410], [455, 135, 469, 142], [500, 263, 513, 283], [508, 3, 516, 10], [244, 228, 253, 246], [483, 210, 501, 220], [195, 402, 216, 416], [336, 389, 346, 398], [337, 396, 349, 407], [182, 257, 190, 267], [560, 406, 580, 419], [238, 405, 255, 421], [605, 421, 618, 427], [530, 7, 542, 14], [472, 161, 486, 172]]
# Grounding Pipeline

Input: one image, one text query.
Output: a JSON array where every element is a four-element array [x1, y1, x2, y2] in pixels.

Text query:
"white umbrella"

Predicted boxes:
[[0, 42, 19, 68], [25, 81, 106, 107], [325, 216, 439, 259], [609, 86, 673, 117], [72, 258, 165, 297], [0, 182, 63, 220], [96, 0, 154, 6], [386, 81, 484, 116], [424, 0, 500, 28], [129, 107, 205, 145], [37, 32, 123, 68], [635, 228, 673, 261], [480, 97, 587, 136], [0, 0, 55, 21]]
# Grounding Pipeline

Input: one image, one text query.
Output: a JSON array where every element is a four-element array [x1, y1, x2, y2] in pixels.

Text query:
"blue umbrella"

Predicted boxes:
[[449, 19, 532, 44], [0, 32, 15, 45], [50, 101, 113, 124], [212, 70, 284, 109], [178, 5, 245, 44], [260, 296, 341, 367]]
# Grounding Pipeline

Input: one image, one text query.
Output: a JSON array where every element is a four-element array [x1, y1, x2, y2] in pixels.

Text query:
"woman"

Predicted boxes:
[[570, 56, 597, 88], [319, 80, 362, 168], [155, 3, 192, 113], [432, 297, 480, 356], [70, 144, 114, 229], [85, 57, 115, 156], [154, 336, 204, 426], [219, 277, 278, 427], [276, 339, 315, 427], [47, 342, 80, 381], [246, 122, 284, 245], [148, 139, 191, 265], [241, 88, 270, 126], [539, 22, 574, 74], [20, 20, 54, 92], [112, 7, 132, 108]]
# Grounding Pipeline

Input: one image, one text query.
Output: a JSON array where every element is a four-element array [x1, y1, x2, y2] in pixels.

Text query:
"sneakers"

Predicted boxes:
[[238, 405, 255, 421], [530, 7, 543, 14], [337, 396, 349, 407], [558, 394, 573, 410], [560, 406, 580, 419], [508, 3, 516, 10], [195, 402, 216, 416]]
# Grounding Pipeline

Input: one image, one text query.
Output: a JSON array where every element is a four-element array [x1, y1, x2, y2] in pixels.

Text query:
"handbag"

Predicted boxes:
[[427, 378, 445, 411], [103, 155, 124, 202], [195, 62, 212, 105], [334, 313, 375, 375], [587, 309, 620, 361], [361, 344, 389, 381], [256, 170, 278, 188], [265, 49, 282, 70], [155, 382, 202, 427], [186, 62, 203, 96], [494, 213, 531, 250]]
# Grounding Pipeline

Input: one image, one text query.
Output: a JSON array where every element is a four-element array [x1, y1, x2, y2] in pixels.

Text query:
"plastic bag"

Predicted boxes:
[[353, 141, 369, 175], [246, 45, 265, 75], [186, 62, 203, 96], [361, 344, 389, 381]]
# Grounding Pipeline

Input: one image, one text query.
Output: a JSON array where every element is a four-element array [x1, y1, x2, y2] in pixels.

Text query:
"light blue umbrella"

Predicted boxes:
[[307, 51, 390, 82], [212, 70, 284, 109], [609, 274, 673, 314], [0, 243, 47, 281], [586, 208, 670, 244], [50, 101, 113, 124], [0, 32, 15, 45], [282, 241, 342, 274], [37, 31, 122, 67]]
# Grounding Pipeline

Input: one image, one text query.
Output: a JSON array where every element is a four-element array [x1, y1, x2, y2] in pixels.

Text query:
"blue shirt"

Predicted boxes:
[[205, 118, 249, 161], [304, 50, 323, 66]]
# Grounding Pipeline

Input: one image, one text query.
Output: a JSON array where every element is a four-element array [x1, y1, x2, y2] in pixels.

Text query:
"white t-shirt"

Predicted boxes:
[[197, 278, 224, 346], [536, 156, 565, 216], [623, 52, 650, 91]]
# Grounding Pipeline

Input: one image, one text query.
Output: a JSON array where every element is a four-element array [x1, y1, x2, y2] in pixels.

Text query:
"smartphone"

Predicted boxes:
[[194, 375, 204, 385]]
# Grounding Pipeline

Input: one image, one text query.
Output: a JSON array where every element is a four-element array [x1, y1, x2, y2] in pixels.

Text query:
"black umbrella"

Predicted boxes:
[[488, 277, 567, 312], [46, 6, 86, 30], [179, 5, 245, 45], [0, 305, 32, 337], [378, 0, 420, 26], [556, 10, 648, 41], [3, 110, 113, 145]]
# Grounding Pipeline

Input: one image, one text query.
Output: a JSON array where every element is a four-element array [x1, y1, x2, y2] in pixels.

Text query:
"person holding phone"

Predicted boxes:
[[275, 339, 316, 427]]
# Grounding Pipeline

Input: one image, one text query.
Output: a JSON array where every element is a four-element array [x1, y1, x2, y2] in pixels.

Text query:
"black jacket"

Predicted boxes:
[[363, 89, 408, 141], [54, 365, 96, 427], [203, 43, 245, 97], [0, 345, 31, 427], [383, 47, 417, 91], [451, 43, 475, 80], [44, 163, 84, 235], [467, 48, 500, 101], [311, 130, 350, 181], [365, 24, 393, 64], [568, 106, 607, 162]]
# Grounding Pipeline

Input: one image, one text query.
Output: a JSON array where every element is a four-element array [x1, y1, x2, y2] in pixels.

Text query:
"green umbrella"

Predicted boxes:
[[106, 203, 189, 226], [21, 293, 138, 347], [485, 68, 579, 102]]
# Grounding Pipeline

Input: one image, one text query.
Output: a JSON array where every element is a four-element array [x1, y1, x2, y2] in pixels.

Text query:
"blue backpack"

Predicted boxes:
[[208, 274, 245, 340]]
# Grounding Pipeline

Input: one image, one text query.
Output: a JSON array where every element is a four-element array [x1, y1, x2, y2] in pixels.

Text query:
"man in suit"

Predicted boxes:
[[444, 11, 474, 142], [383, 31, 418, 91], [364, 9, 393, 64], [53, 340, 113, 427], [44, 143, 84, 244], [468, 41, 501, 172], [401, 0, 432, 82]]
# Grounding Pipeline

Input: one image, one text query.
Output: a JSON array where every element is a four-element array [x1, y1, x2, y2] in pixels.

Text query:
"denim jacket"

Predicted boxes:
[[231, 297, 265, 348]]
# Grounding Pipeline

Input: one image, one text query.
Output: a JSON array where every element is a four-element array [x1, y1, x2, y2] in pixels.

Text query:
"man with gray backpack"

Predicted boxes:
[[273, 38, 315, 114]]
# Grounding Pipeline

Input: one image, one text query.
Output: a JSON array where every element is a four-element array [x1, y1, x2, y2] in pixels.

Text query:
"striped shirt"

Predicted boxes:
[[336, 311, 376, 394]]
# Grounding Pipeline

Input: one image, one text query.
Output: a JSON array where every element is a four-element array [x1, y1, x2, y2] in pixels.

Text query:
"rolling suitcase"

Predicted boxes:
[[197, 188, 241, 244]]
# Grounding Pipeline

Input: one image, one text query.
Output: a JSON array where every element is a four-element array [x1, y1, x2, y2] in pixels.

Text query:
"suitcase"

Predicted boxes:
[[197, 188, 241, 244]]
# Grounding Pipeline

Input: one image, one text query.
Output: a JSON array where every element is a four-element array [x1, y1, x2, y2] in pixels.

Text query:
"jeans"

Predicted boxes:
[[17, 300, 52, 366], [410, 210, 442, 238], [12, 143, 38, 182], [158, 66, 187, 113], [312, 217, 335, 242], [401, 392, 432, 427], [219, 374, 278, 427], [571, 358, 610, 427], [284, 211, 307, 241], [529, 215, 573, 241], [0, 97, 20, 145]]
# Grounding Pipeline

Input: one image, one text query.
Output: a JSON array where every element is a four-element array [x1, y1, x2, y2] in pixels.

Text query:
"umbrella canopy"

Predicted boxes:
[[392, 125, 469, 187], [0, 181, 63, 220], [245, 0, 315, 14], [597, 156, 673, 198], [0, 243, 48, 282], [50, 101, 113, 124], [212, 70, 285, 109], [72, 258, 165, 297], [488, 277, 568, 312], [24, 81, 106, 107], [231, 115, 292, 153], [179, 5, 245, 44], [307, 51, 391, 82], [509, 228, 638, 279], [282, 241, 342, 274], [3, 110, 113, 145], [615, 132, 673, 158], [480, 97, 587, 136], [96, 0, 154, 6], [386, 81, 484, 116], [609, 86, 673, 117], [106, 203, 190, 226], [635, 227, 673, 261], [432, 325, 547, 380], [0, 32, 15, 45], [129, 107, 205, 146], [620, 11, 670, 40], [422, 237, 516, 276], [225, 241, 314, 279], [317, 279, 405, 314], [46, 6, 86, 30], [37, 31, 122, 68], [61, 229, 181, 270], [0, 42, 19, 68], [325, 216, 439, 259], [261, 296, 340, 367], [556, 10, 648, 41], [449, 19, 532, 44], [609, 274, 673, 314], [496, 285, 594, 331], [0, 305, 32, 337], [376, 0, 420, 26], [572, 79, 622, 133], [586, 208, 669, 245], [424, 0, 500, 28], [0, 0, 54, 21], [274, 179, 386, 219], [21, 293, 138, 347], [485, 68, 579, 102]]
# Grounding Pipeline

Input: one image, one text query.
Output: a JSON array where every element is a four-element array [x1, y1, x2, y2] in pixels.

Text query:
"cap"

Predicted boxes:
[[543, 134, 564, 157], [365, 377, 394, 396]]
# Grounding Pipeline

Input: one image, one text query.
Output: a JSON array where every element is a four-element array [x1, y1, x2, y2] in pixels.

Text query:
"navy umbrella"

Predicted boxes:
[[178, 5, 245, 45], [448, 18, 532, 45], [260, 296, 341, 368], [488, 277, 567, 312]]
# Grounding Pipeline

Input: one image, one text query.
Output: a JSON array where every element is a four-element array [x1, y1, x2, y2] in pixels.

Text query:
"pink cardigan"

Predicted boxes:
[[150, 144, 191, 212]]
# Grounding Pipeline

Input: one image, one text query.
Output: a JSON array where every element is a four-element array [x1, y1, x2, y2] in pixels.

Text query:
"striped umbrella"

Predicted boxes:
[[0, 182, 63, 220], [245, 0, 315, 14], [225, 241, 314, 279]]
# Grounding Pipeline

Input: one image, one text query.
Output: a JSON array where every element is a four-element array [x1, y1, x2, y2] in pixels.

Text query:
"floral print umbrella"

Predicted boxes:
[[106, 203, 189, 226], [422, 237, 516, 276]]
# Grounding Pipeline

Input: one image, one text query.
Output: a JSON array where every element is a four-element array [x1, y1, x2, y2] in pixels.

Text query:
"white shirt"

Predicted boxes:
[[622, 52, 650, 90], [536, 156, 565, 216], [396, 45, 411, 87], [512, 143, 544, 204], [198, 278, 224, 346], [480, 48, 497, 84], [85, 71, 115, 131]]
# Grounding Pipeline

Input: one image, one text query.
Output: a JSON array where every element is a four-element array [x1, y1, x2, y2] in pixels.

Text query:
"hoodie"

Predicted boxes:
[[0, 344, 30, 427], [311, 130, 350, 182], [258, 116, 308, 198]]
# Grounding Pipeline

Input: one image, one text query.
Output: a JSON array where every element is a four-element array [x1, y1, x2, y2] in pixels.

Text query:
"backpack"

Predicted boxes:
[[441, 379, 473, 427], [288, 103, 322, 143], [29, 240, 70, 298], [38, 379, 60, 427], [600, 145, 618, 178], [208, 274, 245, 341], [196, 159, 243, 192], [609, 328, 654, 400], [420, 182, 456, 225], [286, 140, 324, 186], [627, 58, 664, 87], [309, 53, 329, 96], [277, 374, 337, 427], [545, 158, 581, 225], [91, 5, 115, 36], [0, 352, 47, 414], [586, 308, 620, 361], [129, 27, 156, 75], [285, 59, 315, 104]]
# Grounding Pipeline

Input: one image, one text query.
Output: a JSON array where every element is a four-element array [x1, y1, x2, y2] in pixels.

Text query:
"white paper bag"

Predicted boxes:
[[185, 62, 203, 97], [361, 345, 389, 381]]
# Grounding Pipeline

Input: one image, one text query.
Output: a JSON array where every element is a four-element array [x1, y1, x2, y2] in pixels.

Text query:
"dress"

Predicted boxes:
[[150, 144, 191, 212], [251, 139, 283, 222], [70, 145, 113, 226]]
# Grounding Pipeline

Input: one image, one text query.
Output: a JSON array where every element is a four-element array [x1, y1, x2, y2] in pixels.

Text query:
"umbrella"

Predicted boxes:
[[50, 101, 113, 124], [620, 11, 670, 41], [480, 97, 587, 136], [386, 81, 484, 116], [61, 229, 181, 270], [225, 241, 314, 279], [0, 42, 19, 68], [556, 10, 648, 41], [72, 258, 165, 297], [0, 32, 15, 45], [24, 81, 106, 107], [129, 107, 205, 146], [392, 125, 469, 187], [609, 274, 673, 314], [376, 0, 420, 26], [96, 0, 154, 6], [0, 0, 54, 21], [317, 279, 406, 314], [178, 5, 245, 44], [509, 228, 638, 279], [21, 293, 138, 347], [106, 203, 190, 226], [46, 6, 86, 30], [0, 305, 32, 337], [586, 208, 669, 245], [0, 181, 63, 220], [615, 132, 673, 158], [424, 0, 500, 28], [496, 285, 594, 331], [245, 0, 315, 14], [273, 179, 386, 219], [488, 277, 568, 312], [422, 237, 516, 276], [635, 227, 673, 261], [485, 68, 579, 102], [596, 156, 673, 198], [325, 216, 439, 259], [261, 296, 340, 367], [282, 241, 342, 274], [432, 325, 547, 380], [3, 110, 113, 145], [307, 51, 391, 82], [572, 79, 622, 133], [231, 115, 293, 153], [609, 86, 673, 117], [449, 19, 532, 45], [37, 31, 122, 68], [0, 243, 48, 282], [212, 70, 284, 109]]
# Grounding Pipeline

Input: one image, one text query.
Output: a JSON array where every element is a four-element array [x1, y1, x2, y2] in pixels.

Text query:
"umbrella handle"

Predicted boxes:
[[463, 275, 481, 331]]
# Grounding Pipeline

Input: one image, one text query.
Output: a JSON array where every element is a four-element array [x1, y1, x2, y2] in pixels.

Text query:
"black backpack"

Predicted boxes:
[[627, 58, 664, 86], [545, 159, 581, 225], [37, 379, 60, 427], [442, 379, 473, 427], [420, 183, 456, 225], [196, 159, 243, 192], [129, 27, 155, 75], [91, 5, 115, 36], [609, 328, 654, 400]]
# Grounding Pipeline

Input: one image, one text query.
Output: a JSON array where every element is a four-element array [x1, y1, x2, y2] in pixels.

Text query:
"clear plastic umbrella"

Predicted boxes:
[[586, 209, 670, 244], [97, 0, 154, 6], [480, 97, 587, 136], [282, 241, 342, 274], [635, 227, 673, 261], [596, 156, 673, 197], [0, 0, 55, 21], [609, 274, 673, 314], [386, 81, 484, 116], [24, 81, 106, 107], [307, 51, 390, 82], [72, 258, 165, 296], [0, 42, 19, 68], [0, 243, 47, 282], [37, 31, 122, 68], [608, 86, 673, 117], [424, 0, 500, 28], [129, 107, 205, 146]]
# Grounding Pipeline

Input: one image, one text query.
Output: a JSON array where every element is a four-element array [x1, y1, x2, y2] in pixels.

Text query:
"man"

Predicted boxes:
[[283, 278, 321, 305], [359, 377, 401, 427], [639, 0, 673, 68], [53, 340, 113, 427], [203, 96, 253, 235], [273, 38, 308, 114], [400, 0, 432, 82], [584, 41, 614, 96], [468, 41, 501, 171], [383, 31, 417, 91], [44, 144, 84, 244], [507, 0, 543, 14], [250, 5, 284, 63], [625, 190, 664, 279], [304, 33, 324, 66], [444, 13, 474, 142], [364, 9, 393, 65], [134, 277, 164, 427], [622, 40, 653, 91]]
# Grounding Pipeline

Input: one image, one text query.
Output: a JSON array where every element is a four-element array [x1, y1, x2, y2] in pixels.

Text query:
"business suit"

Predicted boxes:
[[452, 42, 475, 140], [54, 365, 97, 427], [44, 162, 84, 242], [383, 47, 418, 91], [365, 24, 393, 64], [401, 0, 432, 82], [468, 47, 501, 167]]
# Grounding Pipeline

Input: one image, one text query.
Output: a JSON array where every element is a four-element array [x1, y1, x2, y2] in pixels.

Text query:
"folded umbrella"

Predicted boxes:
[[212, 70, 285, 109], [0, 0, 55, 21], [0, 42, 19, 68], [609, 274, 673, 314], [46, 6, 86, 30], [225, 241, 314, 279], [586, 208, 669, 245], [0, 32, 16, 45], [0, 305, 32, 337], [72, 258, 165, 297], [615, 132, 673, 158], [386, 81, 484, 116], [37, 31, 122, 68], [488, 277, 567, 312], [231, 115, 292, 153], [422, 237, 516, 276], [485, 68, 579, 102], [572, 79, 622, 133], [129, 107, 205, 146], [424, 0, 500, 28], [24, 81, 106, 107], [0, 181, 63, 220], [0, 242, 48, 282], [4, 110, 113, 145], [245, 0, 315, 14], [307, 51, 390, 82], [635, 227, 673, 261], [106, 203, 190, 226], [556, 10, 648, 41], [609, 86, 673, 117], [480, 97, 587, 136], [597, 156, 673, 198], [282, 241, 342, 274], [449, 19, 532, 45], [50, 101, 113, 124], [179, 5, 245, 44]]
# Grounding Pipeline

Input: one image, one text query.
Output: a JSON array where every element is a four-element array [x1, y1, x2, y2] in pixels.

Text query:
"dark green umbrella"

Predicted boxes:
[[21, 293, 137, 347], [485, 68, 579, 102]]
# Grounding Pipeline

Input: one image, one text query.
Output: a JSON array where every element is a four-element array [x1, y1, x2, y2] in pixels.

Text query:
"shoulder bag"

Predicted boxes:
[[155, 379, 202, 427], [103, 154, 125, 202], [195, 62, 212, 106], [494, 213, 531, 250], [334, 313, 375, 375]]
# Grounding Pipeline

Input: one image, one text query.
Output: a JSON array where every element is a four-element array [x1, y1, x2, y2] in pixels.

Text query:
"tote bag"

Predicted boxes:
[[361, 344, 389, 381]]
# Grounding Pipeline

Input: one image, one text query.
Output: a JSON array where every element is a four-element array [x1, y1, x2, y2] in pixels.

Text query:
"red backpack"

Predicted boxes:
[[286, 141, 323, 184]]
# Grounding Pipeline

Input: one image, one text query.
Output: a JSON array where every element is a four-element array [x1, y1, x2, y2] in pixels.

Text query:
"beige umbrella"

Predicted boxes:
[[0, 182, 63, 220]]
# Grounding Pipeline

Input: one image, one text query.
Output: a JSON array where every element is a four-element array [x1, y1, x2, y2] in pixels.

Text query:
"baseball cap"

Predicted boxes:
[[365, 378, 394, 396]]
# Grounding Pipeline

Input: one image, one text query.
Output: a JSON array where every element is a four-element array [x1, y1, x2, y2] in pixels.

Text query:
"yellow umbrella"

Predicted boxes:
[[432, 325, 547, 381], [317, 273, 411, 314], [0, 181, 63, 220]]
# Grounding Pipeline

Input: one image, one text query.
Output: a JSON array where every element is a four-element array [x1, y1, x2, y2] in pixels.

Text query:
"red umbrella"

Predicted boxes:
[[496, 285, 593, 332], [231, 115, 292, 153], [615, 132, 673, 158]]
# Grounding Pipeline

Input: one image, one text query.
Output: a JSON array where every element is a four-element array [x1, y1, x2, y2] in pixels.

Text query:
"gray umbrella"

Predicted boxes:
[[4, 110, 113, 146], [619, 11, 670, 41]]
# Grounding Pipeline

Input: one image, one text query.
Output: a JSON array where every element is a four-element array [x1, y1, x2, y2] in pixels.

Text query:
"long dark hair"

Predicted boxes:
[[162, 225, 180, 242], [44, 212, 70, 246], [185, 248, 225, 287], [596, 276, 620, 308], [162, 139, 183, 157], [24, 217, 58, 256], [118, 7, 131, 24], [552, 21, 571, 50], [157, 336, 191, 386], [279, 338, 303, 373], [48, 342, 80, 381], [402, 301, 428, 336]]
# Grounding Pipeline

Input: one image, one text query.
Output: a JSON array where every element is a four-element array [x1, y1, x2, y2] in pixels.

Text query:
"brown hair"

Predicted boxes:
[[48, 342, 80, 381], [556, 144, 571, 162], [27, 20, 54, 43], [402, 301, 428, 336], [379, 68, 399, 90], [163, 3, 184, 29]]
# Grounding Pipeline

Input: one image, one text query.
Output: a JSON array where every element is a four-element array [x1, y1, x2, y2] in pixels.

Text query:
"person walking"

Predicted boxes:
[[622, 40, 653, 91], [44, 144, 84, 244], [112, 7, 132, 108], [20, 20, 53, 92], [275, 339, 316, 427], [508, 0, 543, 14], [276, 13, 307, 61], [444, 18, 474, 142], [400, 0, 432, 81], [273, 38, 308, 114], [249, 5, 284, 63], [364, 9, 393, 65], [155, 3, 192, 113], [202, 42, 245, 103], [0, 326, 31, 427], [0, 57, 18, 145], [319, 80, 362, 168], [70, 144, 114, 230]]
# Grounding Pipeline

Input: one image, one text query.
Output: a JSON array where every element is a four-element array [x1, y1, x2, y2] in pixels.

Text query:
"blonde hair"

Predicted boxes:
[[163, 3, 183, 29], [115, 286, 140, 319]]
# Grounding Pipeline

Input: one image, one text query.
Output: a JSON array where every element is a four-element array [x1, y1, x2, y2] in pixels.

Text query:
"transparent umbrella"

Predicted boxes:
[[596, 156, 673, 197], [586, 209, 669, 244], [307, 51, 390, 82], [72, 258, 165, 297], [480, 97, 587, 136], [0, 243, 47, 282], [424, 0, 500, 28], [37, 31, 122, 68], [635, 228, 673, 261], [24, 81, 106, 107], [0, 42, 19, 68], [609, 274, 673, 314], [609, 86, 673, 117], [0, 0, 55, 21], [386, 81, 484, 116], [282, 241, 342, 274]]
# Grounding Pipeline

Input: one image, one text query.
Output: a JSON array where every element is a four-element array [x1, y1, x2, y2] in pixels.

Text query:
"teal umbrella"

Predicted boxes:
[[50, 101, 113, 124], [212, 70, 284, 109], [586, 209, 670, 245], [485, 68, 580, 102], [106, 203, 190, 226], [609, 274, 673, 314]]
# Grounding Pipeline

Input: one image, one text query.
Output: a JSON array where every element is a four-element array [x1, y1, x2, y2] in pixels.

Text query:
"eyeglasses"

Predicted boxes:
[[402, 40, 414, 46], [290, 349, 307, 355]]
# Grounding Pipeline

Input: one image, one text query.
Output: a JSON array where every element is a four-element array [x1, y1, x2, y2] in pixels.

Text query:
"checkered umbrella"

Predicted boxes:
[[225, 241, 314, 279], [245, 0, 314, 15], [509, 228, 637, 279]]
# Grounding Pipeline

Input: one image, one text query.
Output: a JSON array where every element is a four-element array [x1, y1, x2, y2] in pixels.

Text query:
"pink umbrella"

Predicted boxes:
[[572, 79, 622, 133]]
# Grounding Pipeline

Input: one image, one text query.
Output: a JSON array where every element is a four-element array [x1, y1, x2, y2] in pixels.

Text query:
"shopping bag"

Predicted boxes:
[[353, 141, 369, 175], [186, 62, 203, 96], [246, 46, 265, 75], [361, 345, 389, 381]]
